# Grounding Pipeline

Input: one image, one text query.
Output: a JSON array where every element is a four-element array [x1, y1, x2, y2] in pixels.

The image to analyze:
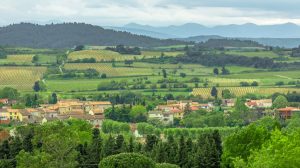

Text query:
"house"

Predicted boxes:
[[43, 109, 59, 119], [18, 110, 31, 123], [246, 99, 272, 108], [278, 107, 300, 119], [0, 99, 9, 105], [0, 108, 10, 124], [6, 108, 21, 120], [157, 104, 184, 119], [222, 99, 235, 107], [85, 101, 111, 113], [148, 110, 174, 124]]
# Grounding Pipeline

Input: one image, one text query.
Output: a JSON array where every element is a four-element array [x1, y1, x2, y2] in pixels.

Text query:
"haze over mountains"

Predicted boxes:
[[108, 23, 300, 48], [1, 22, 300, 48]]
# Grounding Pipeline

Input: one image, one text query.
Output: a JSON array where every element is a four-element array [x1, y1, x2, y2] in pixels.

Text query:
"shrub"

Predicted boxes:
[[99, 153, 155, 168], [155, 163, 180, 168]]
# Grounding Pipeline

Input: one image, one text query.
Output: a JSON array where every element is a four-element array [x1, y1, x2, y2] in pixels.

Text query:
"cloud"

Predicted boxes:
[[0, 0, 300, 26]]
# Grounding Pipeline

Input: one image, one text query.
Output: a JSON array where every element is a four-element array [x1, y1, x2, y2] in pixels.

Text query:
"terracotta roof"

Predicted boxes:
[[278, 107, 300, 112], [171, 108, 182, 113], [191, 106, 199, 111], [20, 110, 31, 116], [87, 101, 111, 105], [0, 99, 8, 103]]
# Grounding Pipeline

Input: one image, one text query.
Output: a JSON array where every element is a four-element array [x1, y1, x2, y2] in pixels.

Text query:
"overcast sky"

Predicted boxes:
[[0, 0, 300, 27]]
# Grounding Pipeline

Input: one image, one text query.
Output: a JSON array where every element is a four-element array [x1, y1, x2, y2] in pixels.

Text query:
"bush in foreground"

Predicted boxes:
[[99, 153, 155, 168]]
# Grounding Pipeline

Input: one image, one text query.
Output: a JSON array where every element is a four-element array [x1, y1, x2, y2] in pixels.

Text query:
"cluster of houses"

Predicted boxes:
[[148, 99, 300, 124], [1, 97, 299, 127], [0, 99, 112, 127], [148, 100, 214, 124]]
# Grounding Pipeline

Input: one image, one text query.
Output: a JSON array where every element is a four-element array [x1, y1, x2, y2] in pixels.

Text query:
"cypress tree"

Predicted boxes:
[[87, 128, 103, 167], [144, 135, 157, 153], [114, 134, 125, 154], [76, 143, 89, 168], [128, 136, 134, 153], [212, 130, 222, 164], [102, 135, 115, 157], [23, 130, 33, 153], [154, 141, 166, 163], [0, 140, 10, 159], [165, 135, 177, 164], [177, 135, 188, 167]]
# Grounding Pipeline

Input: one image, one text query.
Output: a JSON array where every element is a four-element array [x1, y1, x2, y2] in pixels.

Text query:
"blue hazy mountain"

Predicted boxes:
[[117, 22, 300, 38], [108, 22, 300, 47]]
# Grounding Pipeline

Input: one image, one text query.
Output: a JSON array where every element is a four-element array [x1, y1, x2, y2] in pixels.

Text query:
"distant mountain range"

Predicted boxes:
[[0, 23, 187, 48], [109, 23, 300, 48]]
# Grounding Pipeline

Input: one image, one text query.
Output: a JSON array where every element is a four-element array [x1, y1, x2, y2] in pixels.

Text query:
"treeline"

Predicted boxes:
[[0, 119, 222, 168], [106, 45, 141, 55], [46, 68, 107, 79], [178, 45, 300, 69], [198, 39, 264, 48], [291, 45, 300, 57], [0, 47, 7, 59]]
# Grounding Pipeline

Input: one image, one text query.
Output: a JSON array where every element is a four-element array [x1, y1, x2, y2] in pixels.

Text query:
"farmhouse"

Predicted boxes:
[[0, 99, 9, 105], [278, 107, 300, 119], [148, 110, 174, 124], [245, 99, 272, 108], [222, 99, 235, 107]]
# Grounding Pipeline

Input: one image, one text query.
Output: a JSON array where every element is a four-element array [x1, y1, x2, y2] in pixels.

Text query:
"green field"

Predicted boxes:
[[225, 50, 279, 58]]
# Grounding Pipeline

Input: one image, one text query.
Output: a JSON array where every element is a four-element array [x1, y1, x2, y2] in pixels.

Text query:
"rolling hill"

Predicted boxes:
[[0, 23, 188, 48]]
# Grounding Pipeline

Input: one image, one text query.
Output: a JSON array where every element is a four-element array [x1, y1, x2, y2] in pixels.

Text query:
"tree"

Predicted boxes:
[[102, 135, 115, 157], [33, 80, 46, 92], [114, 135, 126, 154], [99, 153, 156, 168], [211, 86, 218, 98], [130, 105, 147, 123], [272, 95, 288, 109], [179, 73, 186, 78], [49, 93, 58, 104], [124, 60, 133, 67], [32, 55, 39, 63], [246, 129, 300, 168], [222, 123, 270, 167], [0, 87, 20, 99], [176, 136, 188, 167], [101, 73, 107, 78], [221, 66, 230, 75], [16, 150, 52, 168], [222, 89, 234, 99], [74, 45, 85, 51], [251, 81, 259, 86], [162, 69, 167, 78], [213, 68, 219, 75], [87, 128, 103, 166]]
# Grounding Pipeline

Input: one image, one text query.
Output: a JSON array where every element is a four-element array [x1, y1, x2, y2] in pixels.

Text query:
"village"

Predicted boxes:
[[1, 97, 299, 127]]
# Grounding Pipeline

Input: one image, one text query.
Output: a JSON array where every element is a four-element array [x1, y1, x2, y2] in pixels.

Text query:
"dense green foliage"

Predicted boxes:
[[106, 45, 141, 55], [99, 153, 155, 168]]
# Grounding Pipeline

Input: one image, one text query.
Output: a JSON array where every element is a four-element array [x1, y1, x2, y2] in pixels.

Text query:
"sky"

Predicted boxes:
[[0, 0, 300, 27]]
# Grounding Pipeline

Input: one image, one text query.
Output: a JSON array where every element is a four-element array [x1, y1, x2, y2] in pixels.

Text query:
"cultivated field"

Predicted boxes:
[[68, 49, 183, 61], [64, 63, 154, 77], [0, 54, 34, 64], [192, 87, 300, 98], [0, 66, 47, 90]]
